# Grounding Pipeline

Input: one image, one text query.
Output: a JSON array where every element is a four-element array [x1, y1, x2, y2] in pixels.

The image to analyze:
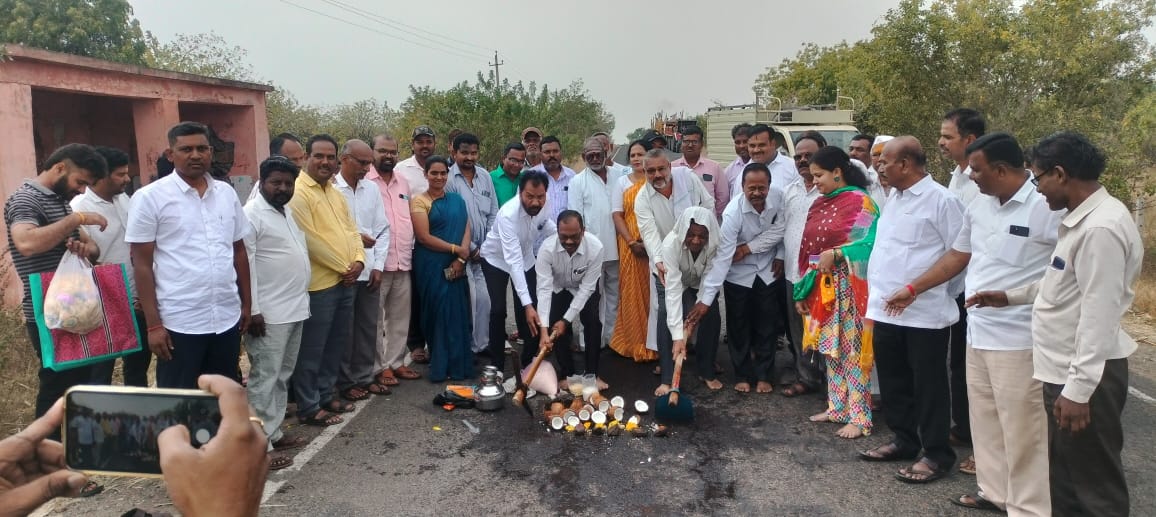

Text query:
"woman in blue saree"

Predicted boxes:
[[410, 156, 473, 382]]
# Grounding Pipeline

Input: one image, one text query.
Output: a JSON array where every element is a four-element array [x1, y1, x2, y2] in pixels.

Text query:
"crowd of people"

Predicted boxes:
[[0, 108, 1142, 516]]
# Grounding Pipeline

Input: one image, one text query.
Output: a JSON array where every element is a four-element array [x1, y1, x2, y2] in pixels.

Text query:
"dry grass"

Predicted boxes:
[[0, 308, 39, 436], [1133, 199, 1156, 318]]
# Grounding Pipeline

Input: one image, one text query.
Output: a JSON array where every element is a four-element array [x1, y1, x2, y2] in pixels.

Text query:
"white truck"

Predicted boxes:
[[704, 103, 860, 163]]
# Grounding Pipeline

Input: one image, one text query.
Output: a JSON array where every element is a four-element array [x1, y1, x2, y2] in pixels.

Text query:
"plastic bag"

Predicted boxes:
[[42, 253, 105, 334]]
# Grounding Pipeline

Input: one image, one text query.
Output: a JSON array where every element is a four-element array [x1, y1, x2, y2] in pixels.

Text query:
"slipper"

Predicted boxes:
[[949, 493, 1003, 512], [366, 382, 392, 395], [959, 454, 977, 475], [895, 458, 950, 484], [411, 348, 430, 364], [272, 435, 307, 451], [780, 382, 813, 398], [324, 399, 356, 413], [375, 370, 401, 386], [341, 386, 370, 401], [269, 455, 294, 471], [300, 409, 343, 426], [394, 366, 422, 380], [859, 443, 918, 462]]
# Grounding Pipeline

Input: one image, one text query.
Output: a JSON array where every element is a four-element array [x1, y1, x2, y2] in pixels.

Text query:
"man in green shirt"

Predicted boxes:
[[490, 142, 527, 207]]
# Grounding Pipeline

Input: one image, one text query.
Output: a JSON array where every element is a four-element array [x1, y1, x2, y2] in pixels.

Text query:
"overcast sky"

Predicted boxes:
[[130, 0, 1153, 142]]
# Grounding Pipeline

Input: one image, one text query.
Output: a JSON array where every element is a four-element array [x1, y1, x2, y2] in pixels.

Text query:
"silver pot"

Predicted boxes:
[[475, 366, 505, 411]]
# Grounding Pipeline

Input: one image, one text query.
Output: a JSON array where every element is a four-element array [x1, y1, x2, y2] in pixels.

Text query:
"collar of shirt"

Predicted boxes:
[[897, 173, 936, 198], [334, 172, 366, 194], [24, 179, 60, 198], [951, 164, 972, 180], [1061, 186, 1110, 228]]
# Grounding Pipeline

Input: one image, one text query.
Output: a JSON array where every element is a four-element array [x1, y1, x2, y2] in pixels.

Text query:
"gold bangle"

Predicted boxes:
[[248, 416, 265, 429], [76, 213, 86, 225], [451, 244, 456, 255]]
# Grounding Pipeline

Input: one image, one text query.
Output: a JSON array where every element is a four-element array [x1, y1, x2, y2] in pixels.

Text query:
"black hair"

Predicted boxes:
[[259, 155, 301, 181], [557, 209, 584, 228], [520, 170, 549, 192], [944, 108, 986, 139], [812, 146, 869, 189], [965, 132, 1024, 168], [851, 133, 875, 146], [682, 125, 704, 139], [747, 123, 776, 142], [306, 134, 339, 155], [167, 121, 210, 147], [42, 144, 108, 179], [503, 142, 526, 157], [740, 161, 771, 183], [540, 135, 561, 148], [794, 130, 827, 148], [731, 123, 753, 139], [627, 139, 653, 155], [93, 146, 130, 171], [1028, 131, 1106, 181], [270, 132, 301, 155], [423, 155, 451, 173], [452, 132, 480, 152]]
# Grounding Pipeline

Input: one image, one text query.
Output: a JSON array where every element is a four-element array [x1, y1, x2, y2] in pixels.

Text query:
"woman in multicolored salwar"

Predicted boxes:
[[793, 146, 880, 439]]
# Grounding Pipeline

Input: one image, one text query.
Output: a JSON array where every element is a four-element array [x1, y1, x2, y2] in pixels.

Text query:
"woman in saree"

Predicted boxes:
[[410, 156, 473, 382], [793, 146, 880, 439], [609, 139, 659, 362]]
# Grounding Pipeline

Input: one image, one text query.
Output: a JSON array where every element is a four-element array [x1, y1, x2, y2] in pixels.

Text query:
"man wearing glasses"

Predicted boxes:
[[671, 126, 728, 220]]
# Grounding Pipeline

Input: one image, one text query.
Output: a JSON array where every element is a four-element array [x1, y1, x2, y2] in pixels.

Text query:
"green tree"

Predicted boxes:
[[755, 0, 1156, 198], [625, 127, 649, 142], [147, 32, 254, 81], [317, 99, 399, 143], [0, 0, 150, 65]]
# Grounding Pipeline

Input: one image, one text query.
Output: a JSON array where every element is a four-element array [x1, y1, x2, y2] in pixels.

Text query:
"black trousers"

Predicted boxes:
[[873, 321, 956, 468], [26, 323, 92, 440], [525, 289, 602, 378], [949, 294, 970, 440], [656, 281, 722, 383], [90, 310, 152, 387], [1044, 358, 1129, 517], [482, 260, 537, 371], [156, 326, 242, 389], [723, 277, 779, 384]]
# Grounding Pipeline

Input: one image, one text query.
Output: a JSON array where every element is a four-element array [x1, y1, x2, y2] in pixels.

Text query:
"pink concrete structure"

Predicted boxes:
[[0, 44, 273, 307]]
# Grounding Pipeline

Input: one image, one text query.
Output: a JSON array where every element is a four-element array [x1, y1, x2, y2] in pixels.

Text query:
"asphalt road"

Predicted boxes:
[[47, 337, 1156, 516]]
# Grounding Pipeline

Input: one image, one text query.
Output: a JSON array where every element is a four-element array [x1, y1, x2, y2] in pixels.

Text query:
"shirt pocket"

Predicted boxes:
[[1036, 253, 1074, 306], [892, 214, 928, 244], [994, 233, 1029, 264]]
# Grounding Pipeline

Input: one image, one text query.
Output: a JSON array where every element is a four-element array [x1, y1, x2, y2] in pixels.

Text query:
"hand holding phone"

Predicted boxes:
[[0, 399, 88, 516]]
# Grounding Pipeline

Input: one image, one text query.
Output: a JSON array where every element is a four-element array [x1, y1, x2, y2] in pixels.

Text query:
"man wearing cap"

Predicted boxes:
[[643, 130, 668, 150], [592, 132, 630, 176], [522, 127, 543, 170], [396, 126, 437, 196], [569, 137, 626, 350]]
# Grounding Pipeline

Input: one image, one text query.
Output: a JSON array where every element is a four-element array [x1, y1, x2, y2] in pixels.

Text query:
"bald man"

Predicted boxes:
[[335, 139, 392, 400]]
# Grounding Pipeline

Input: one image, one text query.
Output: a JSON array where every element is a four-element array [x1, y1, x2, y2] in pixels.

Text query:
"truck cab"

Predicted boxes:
[[705, 104, 859, 163]]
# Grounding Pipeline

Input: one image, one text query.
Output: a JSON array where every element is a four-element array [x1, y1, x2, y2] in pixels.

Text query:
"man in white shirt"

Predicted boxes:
[[969, 132, 1142, 516], [779, 138, 825, 397], [700, 162, 785, 395], [671, 126, 728, 220], [857, 136, 964, 484], [246, 133, 307, 203], [884, 134, 1058, 513], [522, 126, 544, 170], [334, 140, 391, 401], [480, 171, 557, 373], [730, 124, 798, 202], [531, 135, 575, 222], [72, 146, 150, 387], [534, 211, 604, 384], [850, 133, 889, 209], [722, 123, 752, 202], [591, 132, 631, 176], [395, 125, 436, 196], [127, 122, 252, 389], [662, 206, 723, 391], [569, 137, 625, 348], [939, 108, 986, 455], [243, 156, 313, 471], [445, 133, 498, 355]]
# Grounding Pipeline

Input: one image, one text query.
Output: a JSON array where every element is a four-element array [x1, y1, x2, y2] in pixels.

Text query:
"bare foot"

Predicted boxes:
[[756, 381, 774, 394], [654, 384, 671, 397], [734, 382, 751, 393], [703, 378, 723, 391], [809, 412, 831, 423], [835, 423, 864, 439], [559, 379, 569, 391], [596, 377, 609, 391]]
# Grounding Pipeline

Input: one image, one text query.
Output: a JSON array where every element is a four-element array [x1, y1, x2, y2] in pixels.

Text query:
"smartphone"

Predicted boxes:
[[63, 385, 221, 477]]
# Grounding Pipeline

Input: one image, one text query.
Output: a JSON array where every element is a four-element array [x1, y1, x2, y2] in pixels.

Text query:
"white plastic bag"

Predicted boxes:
[[43, 253, 105, 334]]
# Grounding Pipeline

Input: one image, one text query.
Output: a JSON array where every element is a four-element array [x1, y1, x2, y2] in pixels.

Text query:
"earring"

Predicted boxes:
[[834, 176, 841, 182]]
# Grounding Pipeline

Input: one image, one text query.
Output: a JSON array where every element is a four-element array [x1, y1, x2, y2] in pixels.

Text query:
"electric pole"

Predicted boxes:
[[489, 50, 504, 88]]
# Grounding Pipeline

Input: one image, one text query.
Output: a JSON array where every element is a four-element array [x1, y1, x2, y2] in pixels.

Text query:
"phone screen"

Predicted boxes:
[[64, 388, 221, 476]]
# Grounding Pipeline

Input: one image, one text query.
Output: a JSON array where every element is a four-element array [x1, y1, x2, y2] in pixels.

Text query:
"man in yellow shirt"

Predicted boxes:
[[288, 134, 366, 426]]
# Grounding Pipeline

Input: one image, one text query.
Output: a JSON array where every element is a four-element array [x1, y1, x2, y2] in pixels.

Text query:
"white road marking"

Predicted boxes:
[[1130, 386, 1156, 406], [262, 395, 377, 504]]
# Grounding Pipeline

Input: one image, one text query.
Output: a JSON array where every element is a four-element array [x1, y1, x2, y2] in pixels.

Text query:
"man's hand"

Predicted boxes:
[[685, 302, 709, 328], [795, 301, 810, 316], [238, 310, 251, 336], [360, 233, 376, 248], [656, 262, 667, 287], [525, 306, 541, 337], [629, 240, 647, 258], [0, 399, 89, 517], [158, 375, 268, 517], [884, 287, 916, 317], [64, 237, 87, 258], [247, 314, 267, 338], [1054, 394, 1092, 433], [732, 243, 751, 263], [342, 261, 365, 286], [672, 339, 687, 362], [76, 212, 108, 232], [469, 248, 481, 263], [449, 260, 465, 280], [772, 258, 784, 279], [550, 321, 567, 341], [149, 325, 174, 361], [966, 290, 1009, 309], [368, 270, 383, 291]]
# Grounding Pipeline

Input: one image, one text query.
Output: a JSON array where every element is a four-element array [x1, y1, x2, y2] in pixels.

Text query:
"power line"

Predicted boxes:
[[489, 51, 504, 86], [318, 0, 491, 58], [278, 0, 484, 62]]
